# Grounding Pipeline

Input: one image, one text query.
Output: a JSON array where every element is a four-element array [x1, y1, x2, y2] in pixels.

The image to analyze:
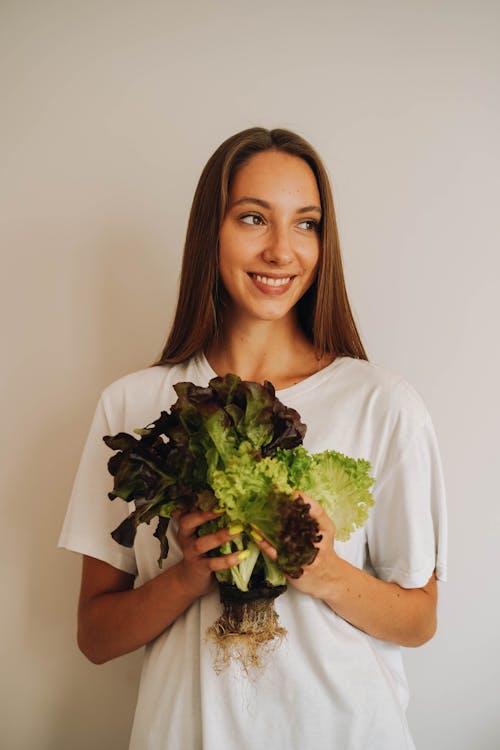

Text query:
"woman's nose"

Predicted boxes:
[[261, 224, 293, 265]]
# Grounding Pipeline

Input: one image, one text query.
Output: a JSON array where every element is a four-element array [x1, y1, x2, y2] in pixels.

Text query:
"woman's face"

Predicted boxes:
[[218, 150, 321, 327]]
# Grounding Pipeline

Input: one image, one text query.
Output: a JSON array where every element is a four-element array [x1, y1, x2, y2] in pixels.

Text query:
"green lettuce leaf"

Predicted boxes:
[[277, 448, 375, 541]]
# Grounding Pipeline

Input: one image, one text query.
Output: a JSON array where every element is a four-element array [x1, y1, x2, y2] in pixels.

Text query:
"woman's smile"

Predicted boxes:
[[247, 272, 295, 294]]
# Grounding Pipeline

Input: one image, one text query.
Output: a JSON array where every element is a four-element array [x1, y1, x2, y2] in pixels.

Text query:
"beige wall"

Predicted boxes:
[[1, 1, 499, 748]]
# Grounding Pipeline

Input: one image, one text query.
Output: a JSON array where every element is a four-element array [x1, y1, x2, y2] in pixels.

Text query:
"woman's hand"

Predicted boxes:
[[175, 509, 246, 599], [255, 493, 340, 600], [255, 493, 438, 647], [77, 511, 247, 664], [285, 495, 340, 598]]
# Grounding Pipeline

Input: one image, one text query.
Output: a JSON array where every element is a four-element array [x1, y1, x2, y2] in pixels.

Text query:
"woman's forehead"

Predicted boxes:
[[230, 150, 321, 207]]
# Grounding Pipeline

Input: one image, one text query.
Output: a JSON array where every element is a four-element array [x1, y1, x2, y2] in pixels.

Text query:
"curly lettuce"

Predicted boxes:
[[103, 374, 374, 592]]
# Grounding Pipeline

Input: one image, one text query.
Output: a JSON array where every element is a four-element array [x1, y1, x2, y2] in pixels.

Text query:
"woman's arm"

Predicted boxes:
[[77, 510, 245, 664], [258, 495, 437, 647]]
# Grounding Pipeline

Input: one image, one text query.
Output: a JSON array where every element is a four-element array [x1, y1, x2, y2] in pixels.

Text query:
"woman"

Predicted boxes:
[[59, 127, 447, 749]]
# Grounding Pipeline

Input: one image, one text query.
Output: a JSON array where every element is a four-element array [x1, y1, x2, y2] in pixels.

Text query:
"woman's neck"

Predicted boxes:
[[206, 316, 334, 389]]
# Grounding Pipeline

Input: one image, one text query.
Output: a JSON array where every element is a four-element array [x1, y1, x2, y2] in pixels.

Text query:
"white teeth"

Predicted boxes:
[[253, 274, 291, 287]]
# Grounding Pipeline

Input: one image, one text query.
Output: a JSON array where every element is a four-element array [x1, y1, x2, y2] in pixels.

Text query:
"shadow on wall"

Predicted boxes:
[[4, 225, 178, 749], [3, 391, 143, 750], [50, 226, 177, 747]]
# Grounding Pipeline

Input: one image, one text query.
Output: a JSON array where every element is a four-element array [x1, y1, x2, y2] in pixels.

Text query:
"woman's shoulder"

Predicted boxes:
[[332, 356, 430, 428], [98, 354, 209, 428], [101, 363, 177, 399], [339, 356, 419, 391], [102, 354, 207, 398]]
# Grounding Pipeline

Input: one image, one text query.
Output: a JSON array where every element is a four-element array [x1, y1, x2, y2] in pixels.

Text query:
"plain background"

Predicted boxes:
[[1, 1, 498, 748]]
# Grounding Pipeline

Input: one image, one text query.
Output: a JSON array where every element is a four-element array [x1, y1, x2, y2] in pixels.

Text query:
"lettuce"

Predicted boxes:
[[103, 373, 375, 670], [104, 374, 374, 583]]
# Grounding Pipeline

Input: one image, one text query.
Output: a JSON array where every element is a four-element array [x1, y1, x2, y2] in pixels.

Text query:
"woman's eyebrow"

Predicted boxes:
[[297, 205, 322, 215], [231, 196, 322, 214], [231, 196, 271, 209]]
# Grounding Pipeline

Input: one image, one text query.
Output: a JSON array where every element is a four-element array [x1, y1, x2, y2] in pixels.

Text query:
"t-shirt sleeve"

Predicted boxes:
[[58, 394, 138, 576], [364, 410, 447, 589]]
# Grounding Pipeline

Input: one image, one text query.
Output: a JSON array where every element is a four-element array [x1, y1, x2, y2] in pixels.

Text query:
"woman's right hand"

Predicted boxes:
[[77, 511, 245, 664], [175, 510, 245, 599]]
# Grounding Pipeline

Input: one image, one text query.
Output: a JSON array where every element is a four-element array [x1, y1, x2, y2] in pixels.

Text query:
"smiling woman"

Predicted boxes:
[[157, 127, 367, 369], [59, 127, 447, 750]]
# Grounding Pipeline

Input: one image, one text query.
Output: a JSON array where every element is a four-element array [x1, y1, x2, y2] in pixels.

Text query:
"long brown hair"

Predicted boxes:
[[156, 127, 367, 364]]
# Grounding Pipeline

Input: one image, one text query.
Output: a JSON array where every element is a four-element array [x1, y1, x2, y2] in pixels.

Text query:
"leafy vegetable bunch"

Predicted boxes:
[[104, 373, 375, 671]]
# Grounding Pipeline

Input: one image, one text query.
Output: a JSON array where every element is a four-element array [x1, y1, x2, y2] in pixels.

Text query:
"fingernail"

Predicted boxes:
[[250, 530, 263, 542], [237, 549, 250, 561], [214, 506, 224, 513], [228, 523, 244, 536]]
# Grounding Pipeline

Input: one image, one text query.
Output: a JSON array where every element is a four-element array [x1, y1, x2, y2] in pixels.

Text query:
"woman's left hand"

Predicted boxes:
[[256, 492, 340, 600], [256, 492, 438, 646]]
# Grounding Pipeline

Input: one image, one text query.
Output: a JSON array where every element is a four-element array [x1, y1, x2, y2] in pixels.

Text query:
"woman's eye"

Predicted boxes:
[[298, 219, 318, 231], [240, 214, 264, 226]]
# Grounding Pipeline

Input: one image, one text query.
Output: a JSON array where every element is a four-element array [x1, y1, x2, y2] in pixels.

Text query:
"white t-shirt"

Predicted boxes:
[[59, 353, 447, 750]]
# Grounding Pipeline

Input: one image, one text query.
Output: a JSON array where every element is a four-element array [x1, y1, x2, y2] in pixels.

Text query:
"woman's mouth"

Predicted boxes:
[[248, 273, 295, 294]]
